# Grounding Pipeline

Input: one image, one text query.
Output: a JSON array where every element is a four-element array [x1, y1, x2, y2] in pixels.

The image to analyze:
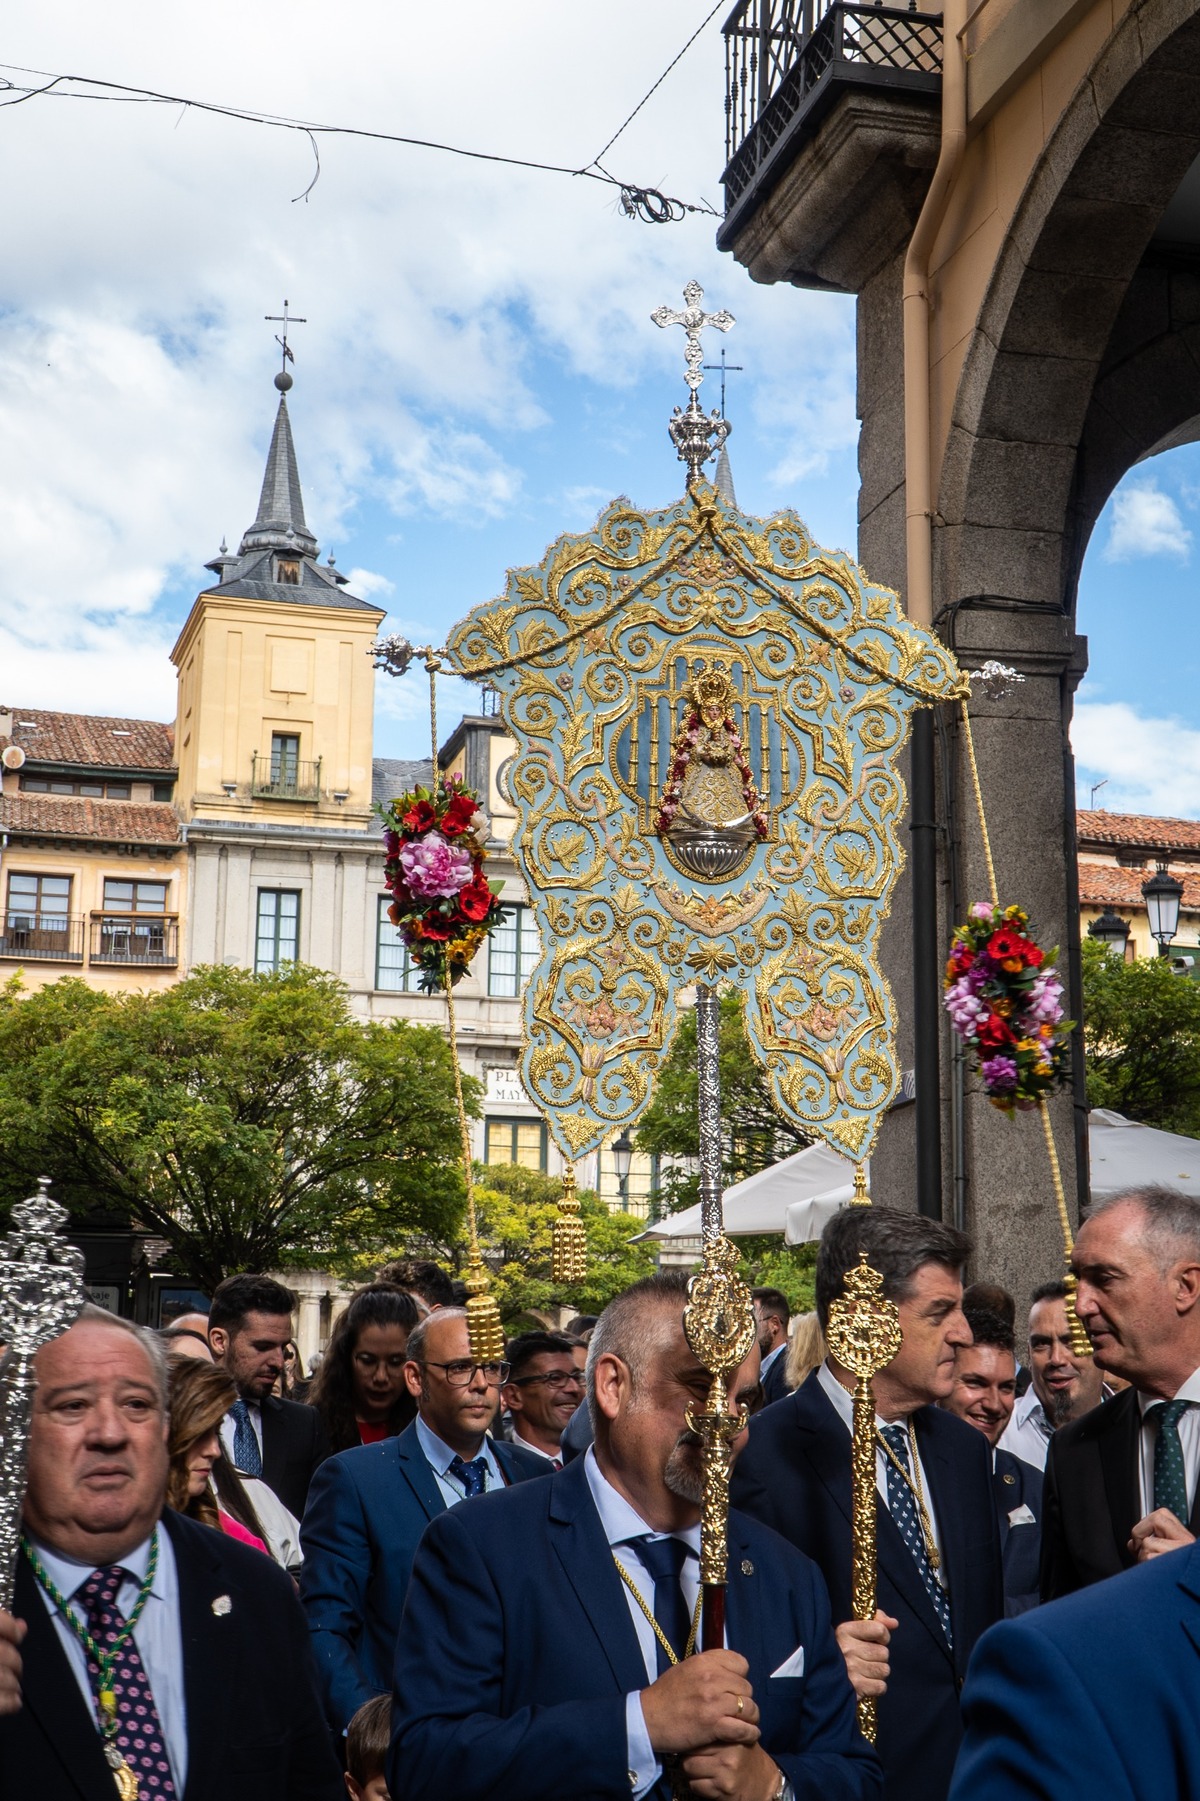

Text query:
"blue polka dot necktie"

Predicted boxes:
[[1149, 1398, 1196, 1523], [228, 1398, 262, 1477], [879, 1423, 953, 1648], [448, 1454, 489, 1497], [78, 1565, 177, 1798]]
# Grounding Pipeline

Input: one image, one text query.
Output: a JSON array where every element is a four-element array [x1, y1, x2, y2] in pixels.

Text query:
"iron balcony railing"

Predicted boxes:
[[250, 753, 323, 801], [722, 1, 943, 218], [89, 913, 179, 967], [0, 911, 85, 962]]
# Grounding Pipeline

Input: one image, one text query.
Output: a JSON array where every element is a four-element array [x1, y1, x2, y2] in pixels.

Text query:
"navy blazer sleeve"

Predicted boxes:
[[390, 1504, 629, 1801], [948, 1616, 1135, 1801], [299, 1453, 381, 1732]]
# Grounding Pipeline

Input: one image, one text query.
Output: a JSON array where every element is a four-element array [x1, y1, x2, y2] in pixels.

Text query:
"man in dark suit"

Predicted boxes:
[[730, 1207, 1003, 1801], [753, 1286, 792, 1407], [1042, 1185, 1200, 1599], [390, 1269, 880, 1801], [942, 1305, 1043, 1617], [0, 1304, 340, 1799], [208, 1273, 330, 1518], [300, 1306, 546, 1735], [950, 1539, 1200, 1800]]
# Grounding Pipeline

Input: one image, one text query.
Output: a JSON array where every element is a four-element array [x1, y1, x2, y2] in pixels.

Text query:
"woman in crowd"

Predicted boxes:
[[784, 1310, 827, 1392], [306, 1282, 420, 1452], [165, 1356, 303, 1572]]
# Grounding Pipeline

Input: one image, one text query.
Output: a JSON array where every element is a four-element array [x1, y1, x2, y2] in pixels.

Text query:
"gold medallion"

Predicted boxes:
[[104, 1742, 138, 1800]]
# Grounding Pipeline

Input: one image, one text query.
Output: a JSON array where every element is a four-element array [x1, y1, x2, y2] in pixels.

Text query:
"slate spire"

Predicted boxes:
[[237, 370, 319, 559]]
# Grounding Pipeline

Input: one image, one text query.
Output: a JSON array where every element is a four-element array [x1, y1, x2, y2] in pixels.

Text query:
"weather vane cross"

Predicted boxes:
[[265, 299, 307, 375], [702, 347, 744, 420], [652, 279, 735, 395]]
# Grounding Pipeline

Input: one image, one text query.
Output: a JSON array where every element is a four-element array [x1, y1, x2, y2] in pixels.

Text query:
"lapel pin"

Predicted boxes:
[[1002, 1473, 1016, 1485], [211, 1595, 232, 1616], [741, 1559, 754, 1576]]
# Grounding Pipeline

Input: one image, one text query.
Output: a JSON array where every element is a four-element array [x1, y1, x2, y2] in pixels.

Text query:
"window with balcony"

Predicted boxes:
[[484, 1118, 548, 1171], [256, 889, 300, 973], [271, 734, 300, 785], [251, 737, 320, 800], [375, 895, 423, 992], [2, 872, 82, 962], [487, 905, 540, 998], [93, 878, 175, 966]]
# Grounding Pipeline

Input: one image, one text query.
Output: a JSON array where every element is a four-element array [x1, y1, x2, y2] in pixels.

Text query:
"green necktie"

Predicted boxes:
[[1150, 1398, 1195, 1523]]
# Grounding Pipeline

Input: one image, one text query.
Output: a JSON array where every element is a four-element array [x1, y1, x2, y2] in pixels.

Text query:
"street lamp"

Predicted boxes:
[[1142, 862, 1184, 958], [1086, 909, 1131, 956], [612, 1131, 633, 1203]]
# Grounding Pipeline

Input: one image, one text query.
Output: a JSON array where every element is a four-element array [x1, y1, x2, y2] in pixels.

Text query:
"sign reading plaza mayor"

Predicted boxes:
[[446, 304, 966, 1172]]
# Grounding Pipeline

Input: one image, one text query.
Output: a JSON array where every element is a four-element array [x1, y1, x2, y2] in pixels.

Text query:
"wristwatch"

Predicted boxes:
[[770, 1772, 794, 1801]]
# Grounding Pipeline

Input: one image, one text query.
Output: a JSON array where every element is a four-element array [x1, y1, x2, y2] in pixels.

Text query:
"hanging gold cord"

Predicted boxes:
[[426, 652, 505, 1364], [958, 696, 1091, 1356]]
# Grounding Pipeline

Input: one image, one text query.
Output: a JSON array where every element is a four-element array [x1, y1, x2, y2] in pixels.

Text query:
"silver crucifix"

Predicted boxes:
[[652, 280, 736, 394], [0, 1178, 85, 1611]]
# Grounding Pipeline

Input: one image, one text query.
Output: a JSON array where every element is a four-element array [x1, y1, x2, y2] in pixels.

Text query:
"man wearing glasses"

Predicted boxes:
[[503, 1331, 587, 1467], [299, 1308, 546, 1738]]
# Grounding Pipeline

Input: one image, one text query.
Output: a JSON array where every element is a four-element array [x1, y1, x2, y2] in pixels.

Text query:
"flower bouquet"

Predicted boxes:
[[380, 777, 505, 992], [943, 902, 1072, 1112]]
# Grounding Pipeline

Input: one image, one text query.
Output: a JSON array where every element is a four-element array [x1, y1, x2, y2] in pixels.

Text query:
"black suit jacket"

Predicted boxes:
[[993, 1447, 1043, 1617], [761, 1345, 791, 1408], [259, 1393, 331, 1518], [1, 1508, 341, 1800], [730, 1369, 1003, 1801], [1041, 1387, 1200, 1600]]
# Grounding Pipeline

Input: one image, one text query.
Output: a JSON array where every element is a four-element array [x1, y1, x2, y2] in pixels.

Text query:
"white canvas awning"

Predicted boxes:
[[633, 1142, 860, 1241], [1087, 1108, 1200, 1199]]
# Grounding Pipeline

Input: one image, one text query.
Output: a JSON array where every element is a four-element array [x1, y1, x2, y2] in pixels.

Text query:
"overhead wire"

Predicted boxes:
[[0, 38, 725, 224]]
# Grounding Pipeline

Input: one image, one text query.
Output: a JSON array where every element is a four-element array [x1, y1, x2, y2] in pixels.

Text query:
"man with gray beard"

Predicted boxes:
[[390, 1271, 880, 1801]]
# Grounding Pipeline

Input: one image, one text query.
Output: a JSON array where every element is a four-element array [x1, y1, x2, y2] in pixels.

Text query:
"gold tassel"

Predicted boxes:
[[464, 1249, 506, 1364], [850, 1166, 871, 1206], [1039, 1100, 1092, 1358], [552, 1166, 587, 1285]]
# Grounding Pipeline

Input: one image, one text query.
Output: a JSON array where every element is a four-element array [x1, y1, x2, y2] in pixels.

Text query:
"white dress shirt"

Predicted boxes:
[[29, 1526, 188, 1792], [997, 1386, 1053, 1472], [584, 1445, 702, 1799], [1137, 1365, 1200, 1519], [415, 1414, 504, 1507], [219, 1399, 263, 1471], [818, 1361, 945, 1565], [510, 1430, 563, 1469]]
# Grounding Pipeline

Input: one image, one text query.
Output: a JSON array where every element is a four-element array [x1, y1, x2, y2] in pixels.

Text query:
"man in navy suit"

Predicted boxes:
[[391, 1270, 880, 1801], [950, 1539, 1200, 1799], [941, 1305, 1043, 1617], [300, 1306, 546, 1735], [753, 1287, 792, 1408], [730, 1207, 1003, 1801]]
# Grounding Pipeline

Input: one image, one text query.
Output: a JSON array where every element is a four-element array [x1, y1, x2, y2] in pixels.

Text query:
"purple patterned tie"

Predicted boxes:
[[78, 1565, 177, 1799]]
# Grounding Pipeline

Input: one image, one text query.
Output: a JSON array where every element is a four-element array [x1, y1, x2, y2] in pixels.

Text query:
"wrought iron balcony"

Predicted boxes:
[[89, 913, 179, 967], [0, 912, 85, 962], [722, 1, 943, 225], [250, 753, 322, 801]]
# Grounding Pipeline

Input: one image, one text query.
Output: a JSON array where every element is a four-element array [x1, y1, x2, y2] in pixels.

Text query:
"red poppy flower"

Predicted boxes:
[[456, 874, 494, 923], [987, 928, 1024, 963], [441, 792, 478, 838], [402, 800, 437, 833]]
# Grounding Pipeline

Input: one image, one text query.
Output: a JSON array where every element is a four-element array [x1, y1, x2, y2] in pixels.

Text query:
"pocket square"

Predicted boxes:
[[769, 1645, 805, 1679], [1008, 1504, 1037, 1526]]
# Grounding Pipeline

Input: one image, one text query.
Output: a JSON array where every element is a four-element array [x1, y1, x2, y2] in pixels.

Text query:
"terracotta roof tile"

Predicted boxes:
[[1079, 862, 1200, 913], [1076, 810, 1200, 855], [1, 708, 175, 772], [0, 795, 181, 847]]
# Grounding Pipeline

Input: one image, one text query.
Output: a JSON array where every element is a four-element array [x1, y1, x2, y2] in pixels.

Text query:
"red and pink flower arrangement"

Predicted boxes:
[[943, 902, 1072, 1113], [655, 706, 770, 839], [380, 777, 505, 992]]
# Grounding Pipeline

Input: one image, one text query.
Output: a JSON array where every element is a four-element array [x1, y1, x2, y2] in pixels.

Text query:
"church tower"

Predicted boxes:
[[171, 365, 384, 829]]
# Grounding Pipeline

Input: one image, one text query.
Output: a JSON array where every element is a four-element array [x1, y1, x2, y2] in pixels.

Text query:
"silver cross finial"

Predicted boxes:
[[651, 280, 735, 395], [0, 1176, 86, 1609]]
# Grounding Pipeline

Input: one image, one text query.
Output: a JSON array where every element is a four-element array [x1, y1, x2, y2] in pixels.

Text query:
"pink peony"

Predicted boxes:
[[969, 902, 995, 921], [399, 832, 473, 899], [1023, 972, 1064, 1027], [944, 977, 987, 1034]]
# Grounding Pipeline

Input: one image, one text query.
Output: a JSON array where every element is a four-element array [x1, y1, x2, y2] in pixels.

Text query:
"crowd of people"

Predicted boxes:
[[1, 1187, 1198, 1797]]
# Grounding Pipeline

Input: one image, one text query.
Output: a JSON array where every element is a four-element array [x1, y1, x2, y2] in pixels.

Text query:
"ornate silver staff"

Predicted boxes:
[[683, 982, 756, 1652], [0, 1177, 86, 1612]]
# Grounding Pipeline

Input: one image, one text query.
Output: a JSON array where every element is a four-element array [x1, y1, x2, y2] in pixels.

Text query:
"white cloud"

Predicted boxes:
[[1073, 698, 1200, 817], [344, 567, 394, 600], [1102, 482, 1192, 562]]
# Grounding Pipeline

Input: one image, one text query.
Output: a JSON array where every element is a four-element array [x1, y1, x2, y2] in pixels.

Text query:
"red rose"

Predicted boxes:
[[977, 1012, 1015, 1049], [456, 874, 494, 923], [402, 800, 437, 833], [441, 792, 477, 838], [1023, 942, 1045, 968]]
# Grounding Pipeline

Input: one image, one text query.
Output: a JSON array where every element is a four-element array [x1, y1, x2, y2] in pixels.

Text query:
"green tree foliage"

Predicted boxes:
[[1081, 937, 1200, 1134], [735, 1237, 818, 1314], [0, 965, 471, 1291], [634, 991, 808, 1210]]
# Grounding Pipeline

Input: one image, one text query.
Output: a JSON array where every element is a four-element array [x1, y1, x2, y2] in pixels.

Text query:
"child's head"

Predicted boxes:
[[345, 1693, 391, 1801]]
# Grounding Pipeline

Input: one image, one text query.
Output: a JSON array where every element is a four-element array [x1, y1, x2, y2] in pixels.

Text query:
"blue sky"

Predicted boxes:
[[0, 0, 1195, 820]]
